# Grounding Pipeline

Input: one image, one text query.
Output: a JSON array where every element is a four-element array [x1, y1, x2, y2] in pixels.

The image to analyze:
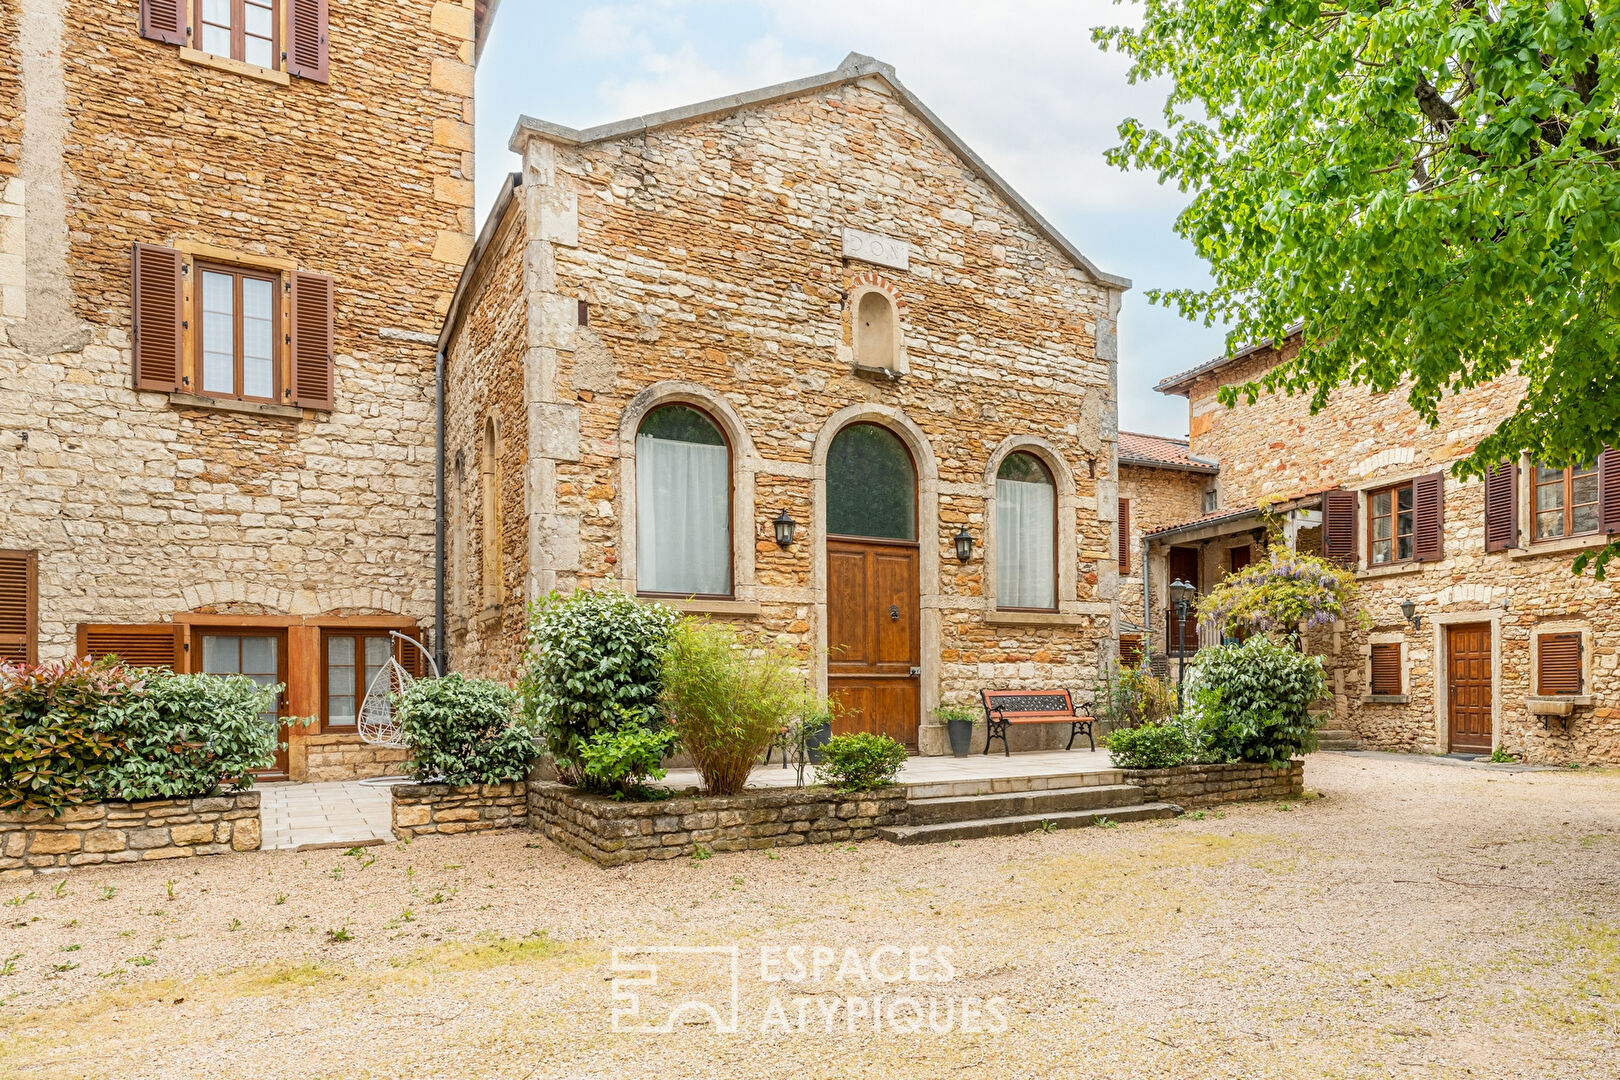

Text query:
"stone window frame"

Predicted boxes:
[[1346, 470, 1427, 578], [616, 382, 761, 616], [981, 435, 1079, 620], [479, 414, 503, 621], [1365, 478, 1416, 567], [1528, 620, 1594, 706], [844, 276, 908, 376], [1506, 454, 1614, 559], [1428, 609, 1503, 753], [1361, 631, 1410, 704]]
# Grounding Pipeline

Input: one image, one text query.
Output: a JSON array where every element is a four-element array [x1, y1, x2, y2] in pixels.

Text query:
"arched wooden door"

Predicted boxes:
[[825, 424, 920, 750]]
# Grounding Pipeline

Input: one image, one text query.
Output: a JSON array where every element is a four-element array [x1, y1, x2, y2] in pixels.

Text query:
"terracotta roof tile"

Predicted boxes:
[[1117, 431, 1219, 474]]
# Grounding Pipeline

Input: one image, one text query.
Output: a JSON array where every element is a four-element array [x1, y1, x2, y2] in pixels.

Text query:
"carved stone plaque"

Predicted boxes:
[[841, 228, 909, 271]]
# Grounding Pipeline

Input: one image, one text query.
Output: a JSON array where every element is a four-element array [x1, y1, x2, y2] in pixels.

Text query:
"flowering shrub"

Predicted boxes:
[[1197, 544, 1360, 639], [1184, 636, 1328, 766]]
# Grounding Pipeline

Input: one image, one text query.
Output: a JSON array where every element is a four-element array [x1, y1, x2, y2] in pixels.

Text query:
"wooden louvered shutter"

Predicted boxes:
[[1484, 461, 1518, 552], [285, 0, 330, 82], [1413, 472, 1445, 562], [1322, 489, 1358, 565], [132, 244, 182, 393], [1117, 499, 1131, 575], [1119, 634, 1144, 669], [0, 551, 37, 667], [1601, 448, 1620, 535], [289, 271, 335, 410], [1537, 633, 1582, 696], [1369, 642, 1401, 696], [77, 624, 182, 670], [396, 628, 430, 678], [138, 0, 186, 45]]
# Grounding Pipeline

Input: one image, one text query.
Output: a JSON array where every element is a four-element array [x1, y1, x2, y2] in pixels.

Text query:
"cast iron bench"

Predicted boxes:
[[978, 688, 1097, 756]]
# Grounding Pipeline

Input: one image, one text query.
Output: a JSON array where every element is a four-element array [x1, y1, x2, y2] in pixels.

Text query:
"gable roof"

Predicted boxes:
[[507, 53, 1129, 290], [474, 0, 500, 60], [1117, 431, 1218, 474], [1154, 322, 1305, 397]]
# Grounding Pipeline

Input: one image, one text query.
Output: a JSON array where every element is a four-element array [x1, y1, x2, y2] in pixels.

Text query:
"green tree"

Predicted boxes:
[[1098, 2, 1620, 575]]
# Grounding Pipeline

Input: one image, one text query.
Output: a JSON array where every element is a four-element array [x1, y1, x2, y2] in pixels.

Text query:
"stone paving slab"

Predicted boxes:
[[258, 781, 397, 851]]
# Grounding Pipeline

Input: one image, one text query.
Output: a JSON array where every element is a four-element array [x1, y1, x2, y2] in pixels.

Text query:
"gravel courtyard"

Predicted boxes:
[[0, 753, 1615, 1079]]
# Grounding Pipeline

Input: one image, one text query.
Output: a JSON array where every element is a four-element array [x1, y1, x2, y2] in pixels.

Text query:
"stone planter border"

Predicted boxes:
[[0, 792, 262, 880], [1118, 760, 1304, 808], [391, 782, 528, 838]]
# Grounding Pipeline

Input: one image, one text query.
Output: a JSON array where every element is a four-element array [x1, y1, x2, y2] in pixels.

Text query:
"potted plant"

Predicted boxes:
[[782, 704, 835, 786], [934, 704, 978, 758]]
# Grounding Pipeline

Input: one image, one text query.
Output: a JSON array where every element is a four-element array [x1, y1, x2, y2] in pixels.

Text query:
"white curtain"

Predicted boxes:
[[996, 477, 1056, 609], [636, 434, 730, 595]]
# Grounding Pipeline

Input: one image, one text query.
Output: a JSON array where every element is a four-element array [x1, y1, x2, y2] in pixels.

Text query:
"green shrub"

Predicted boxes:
[[814, 732, 909, 791], [93, 671, 288, 800], [1105, 722, 1193, 769], [932, 704, 978, 725], [396, 674, 536, 785], [520, 588, 680, 783], [1185, 635, 1328, 766], [577, 720, 679, 798], [0, 659, 130, 815], [660, 619, 807, 796], [1095, 660, 1176, 728]]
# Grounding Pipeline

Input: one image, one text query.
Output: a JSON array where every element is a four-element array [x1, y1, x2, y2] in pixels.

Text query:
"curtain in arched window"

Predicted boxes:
[[996, 452, 1056, 609], [636, 405, 731, 596]]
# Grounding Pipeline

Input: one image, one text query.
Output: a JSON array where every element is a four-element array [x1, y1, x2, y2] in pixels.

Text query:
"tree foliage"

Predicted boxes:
[[1098, 1, 1620, 575]]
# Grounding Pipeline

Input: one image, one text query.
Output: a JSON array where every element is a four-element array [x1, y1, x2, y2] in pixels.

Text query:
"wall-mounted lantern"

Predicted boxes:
[[1399, 599, 1422, 631], [772, 509, 797, 548], [954, 526, 974, 562]]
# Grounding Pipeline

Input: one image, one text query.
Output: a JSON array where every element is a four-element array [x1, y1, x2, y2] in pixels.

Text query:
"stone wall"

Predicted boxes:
[[391, 782, 527, 838], [303, 735, 410, 783], [528, 781, 908, 867], [1118, 463, 1212, 639], [1119, 760, 1303, 808], [0, 792, 260, 879]]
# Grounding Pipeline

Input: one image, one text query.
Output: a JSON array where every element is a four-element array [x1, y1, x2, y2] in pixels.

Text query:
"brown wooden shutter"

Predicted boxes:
[[1537, 632, 1582, 696], [1322, 489, 1358, 565], [77, 624, 182, 669], [1368, 642, 1401, 696], [1412, 472, 1445, 562], [286, 0, 331, 82], [289, 271, 335, 410], [139, 0, 186, 45], [0, 551, 38, 667], [1119, 634, 1144, 669], [1483, 461, 1519, 552], [1117, 499, 1131, 575], [1600, 448, 1620, 535], [132, 244, 182, 393]]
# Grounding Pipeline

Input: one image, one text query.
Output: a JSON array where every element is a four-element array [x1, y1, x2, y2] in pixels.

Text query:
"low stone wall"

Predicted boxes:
[[303, 734, 410, 782], [0, 793, 261, 879], [391, 782, 528, 838], [529, 782, 908, 867], [1119, 760, 1304, 808]]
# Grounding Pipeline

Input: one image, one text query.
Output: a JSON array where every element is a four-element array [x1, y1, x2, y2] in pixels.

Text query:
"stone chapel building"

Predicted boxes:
[[0, 0, 496, 779], [438, 53, 1131, 755]]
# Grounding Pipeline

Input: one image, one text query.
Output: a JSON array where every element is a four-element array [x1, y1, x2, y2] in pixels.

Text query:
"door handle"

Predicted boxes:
[[908, 666, 920, 677], [889, 604, 900, 621]]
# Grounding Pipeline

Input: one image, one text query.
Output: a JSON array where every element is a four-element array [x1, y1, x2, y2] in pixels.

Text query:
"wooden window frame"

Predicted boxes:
[[1532, 462, 1600, 543], [1367, 481, 1415, 566], [321, 630, 393, 731], [193, 260, 283, 404], [193, 0, 280, 69], [634, 403, 738, 603]]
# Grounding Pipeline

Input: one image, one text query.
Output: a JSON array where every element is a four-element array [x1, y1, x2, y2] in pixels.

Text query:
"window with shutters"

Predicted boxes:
[[195, 0, 279, 69], [1533, 462, 1600, 541], [324, 632, 392, 729], [1536, 632, 1583, 696], [0, 551, 38, 667], [77, 625, 182, 669], [1119, 634, 1145, 670], [140, 0, 329, 83], [1368, 641, 1402, 696], [1117, 498, 1131, 577], [1368, 481, 1415, 565], [196, 262, 280, 403]]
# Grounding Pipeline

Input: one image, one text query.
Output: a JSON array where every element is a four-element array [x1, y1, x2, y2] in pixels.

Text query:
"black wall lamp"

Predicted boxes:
[[1399, 599, 1422, 631], [772, 509, 797, 548], [954, 526, 974, 562]]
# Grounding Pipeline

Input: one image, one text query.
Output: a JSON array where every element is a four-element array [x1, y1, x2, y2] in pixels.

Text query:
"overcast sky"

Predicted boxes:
[[474, 0, 1228, 438]]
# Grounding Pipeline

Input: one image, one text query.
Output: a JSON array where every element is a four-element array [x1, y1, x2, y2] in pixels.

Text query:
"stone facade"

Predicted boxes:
[[1116, 434, 1219, 647], [390, 781, 527, 838], [1153, 333, 1619, 764], [304, 734, 410, 782], [1, 2, 494, 778], [529, 781, 908, 867], [441, 55, 1130, 753], [0, 791, 260, 879], [1119, 760, 1303, 808]]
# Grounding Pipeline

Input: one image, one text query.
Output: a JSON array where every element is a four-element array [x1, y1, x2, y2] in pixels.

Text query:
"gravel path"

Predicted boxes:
[[0, 754, 1616, 1079]]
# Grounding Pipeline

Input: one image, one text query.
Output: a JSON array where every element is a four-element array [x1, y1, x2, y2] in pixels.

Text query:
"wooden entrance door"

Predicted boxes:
[[1168, 545, 1201, 654], [827, 538, 920, 749], [1446, 623, 1493, 754], [200, 631, 289, 778]]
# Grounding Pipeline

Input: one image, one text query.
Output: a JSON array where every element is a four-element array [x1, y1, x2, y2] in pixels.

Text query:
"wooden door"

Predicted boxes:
[[827, 538, 920, 749], [1168, 545, 1201, 654], [201, 631, 290, 779], [1446, 623, 1493, 754]]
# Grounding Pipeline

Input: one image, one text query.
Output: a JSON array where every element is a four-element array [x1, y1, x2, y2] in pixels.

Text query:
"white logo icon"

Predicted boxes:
[[610, 946, 740, 1034]]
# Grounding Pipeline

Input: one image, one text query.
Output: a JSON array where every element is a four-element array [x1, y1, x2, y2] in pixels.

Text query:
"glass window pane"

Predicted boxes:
[[244, 1, 273, 37], [329, 695, 355, 724], [1372, 513, 1391, 541], [996, 475, 1055, 609], [1572, 471, 1599, 506], [1397, 533, 1413, 561], [1536, 510, 1564, 540], [200, 23, 231, 57], [328, 662, 354, 698], [326, 636, 355, 702], [1370, 490, 1390, 519], [364, 636, 392, 666], [996, 452, 1052, 486], [637, 405, 725, 445], [636, 423, 731, 595], [1371, 538, 1391, 564], [1536, 480, 1565, 511], [244, 36, 273, 69], [241, 277, 274, 398], [201, 271, 235, 395], [1573, 504, 1599, 534], [1396, 486, 1413, 513], [201, 635, 239, 674], [240, 635, 277, 677], [826, 424, 916, 540], [202, 0, 231, 23]]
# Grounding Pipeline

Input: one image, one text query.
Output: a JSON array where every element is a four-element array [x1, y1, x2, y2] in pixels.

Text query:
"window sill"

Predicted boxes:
[[1356, 562, 1425, 580], [1508, 534, 1614, 560], [179, 47, 291, 86], [985, 610, 1086, 627], [1361, 694, 1410, 705], [1527, 695, 1591, 717], [649, 597, 762, 617], [477, 605, 504, 630], [170, 392, 306, 420]]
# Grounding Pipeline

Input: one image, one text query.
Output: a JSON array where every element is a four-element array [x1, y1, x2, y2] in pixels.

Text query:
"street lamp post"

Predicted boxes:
[[1169, 577, 1197, 709]]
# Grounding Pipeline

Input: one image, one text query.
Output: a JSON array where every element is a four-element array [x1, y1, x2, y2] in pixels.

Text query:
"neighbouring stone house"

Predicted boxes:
[[1148, 329, 1620, 764], [437, 54, 1133, 754], [0, 0, 498, 780]]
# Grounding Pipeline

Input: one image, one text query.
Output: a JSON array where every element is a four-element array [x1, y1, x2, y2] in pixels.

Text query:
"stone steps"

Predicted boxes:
[[878, 802, 1178, 844], [1314, 728, 1363, 752], [904, 769, 1124, 801], [905, 784, 1150, 825]]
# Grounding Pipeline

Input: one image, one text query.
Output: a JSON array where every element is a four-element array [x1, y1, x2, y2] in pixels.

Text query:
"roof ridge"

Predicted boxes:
[[1119, 430, 1190, 445]]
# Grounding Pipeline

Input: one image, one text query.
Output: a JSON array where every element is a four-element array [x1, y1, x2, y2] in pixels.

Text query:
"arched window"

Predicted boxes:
[[480, 416, 501, 609], [854, 290, 898, 371], [827, 423, 916, 539], [636, 404, 732, 596], [996, 452, 1056, 610]]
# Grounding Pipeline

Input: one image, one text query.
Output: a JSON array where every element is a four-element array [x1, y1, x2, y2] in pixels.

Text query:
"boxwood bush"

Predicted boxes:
[[1185, 635, 1328, 766], [396, 673, 537, 785], [1105, 721, 1194, 770], [813, 732, 909, 791]]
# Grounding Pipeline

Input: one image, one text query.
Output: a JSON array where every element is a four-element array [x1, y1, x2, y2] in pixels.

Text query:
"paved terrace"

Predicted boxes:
[[660, 748, 1121, 798]]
